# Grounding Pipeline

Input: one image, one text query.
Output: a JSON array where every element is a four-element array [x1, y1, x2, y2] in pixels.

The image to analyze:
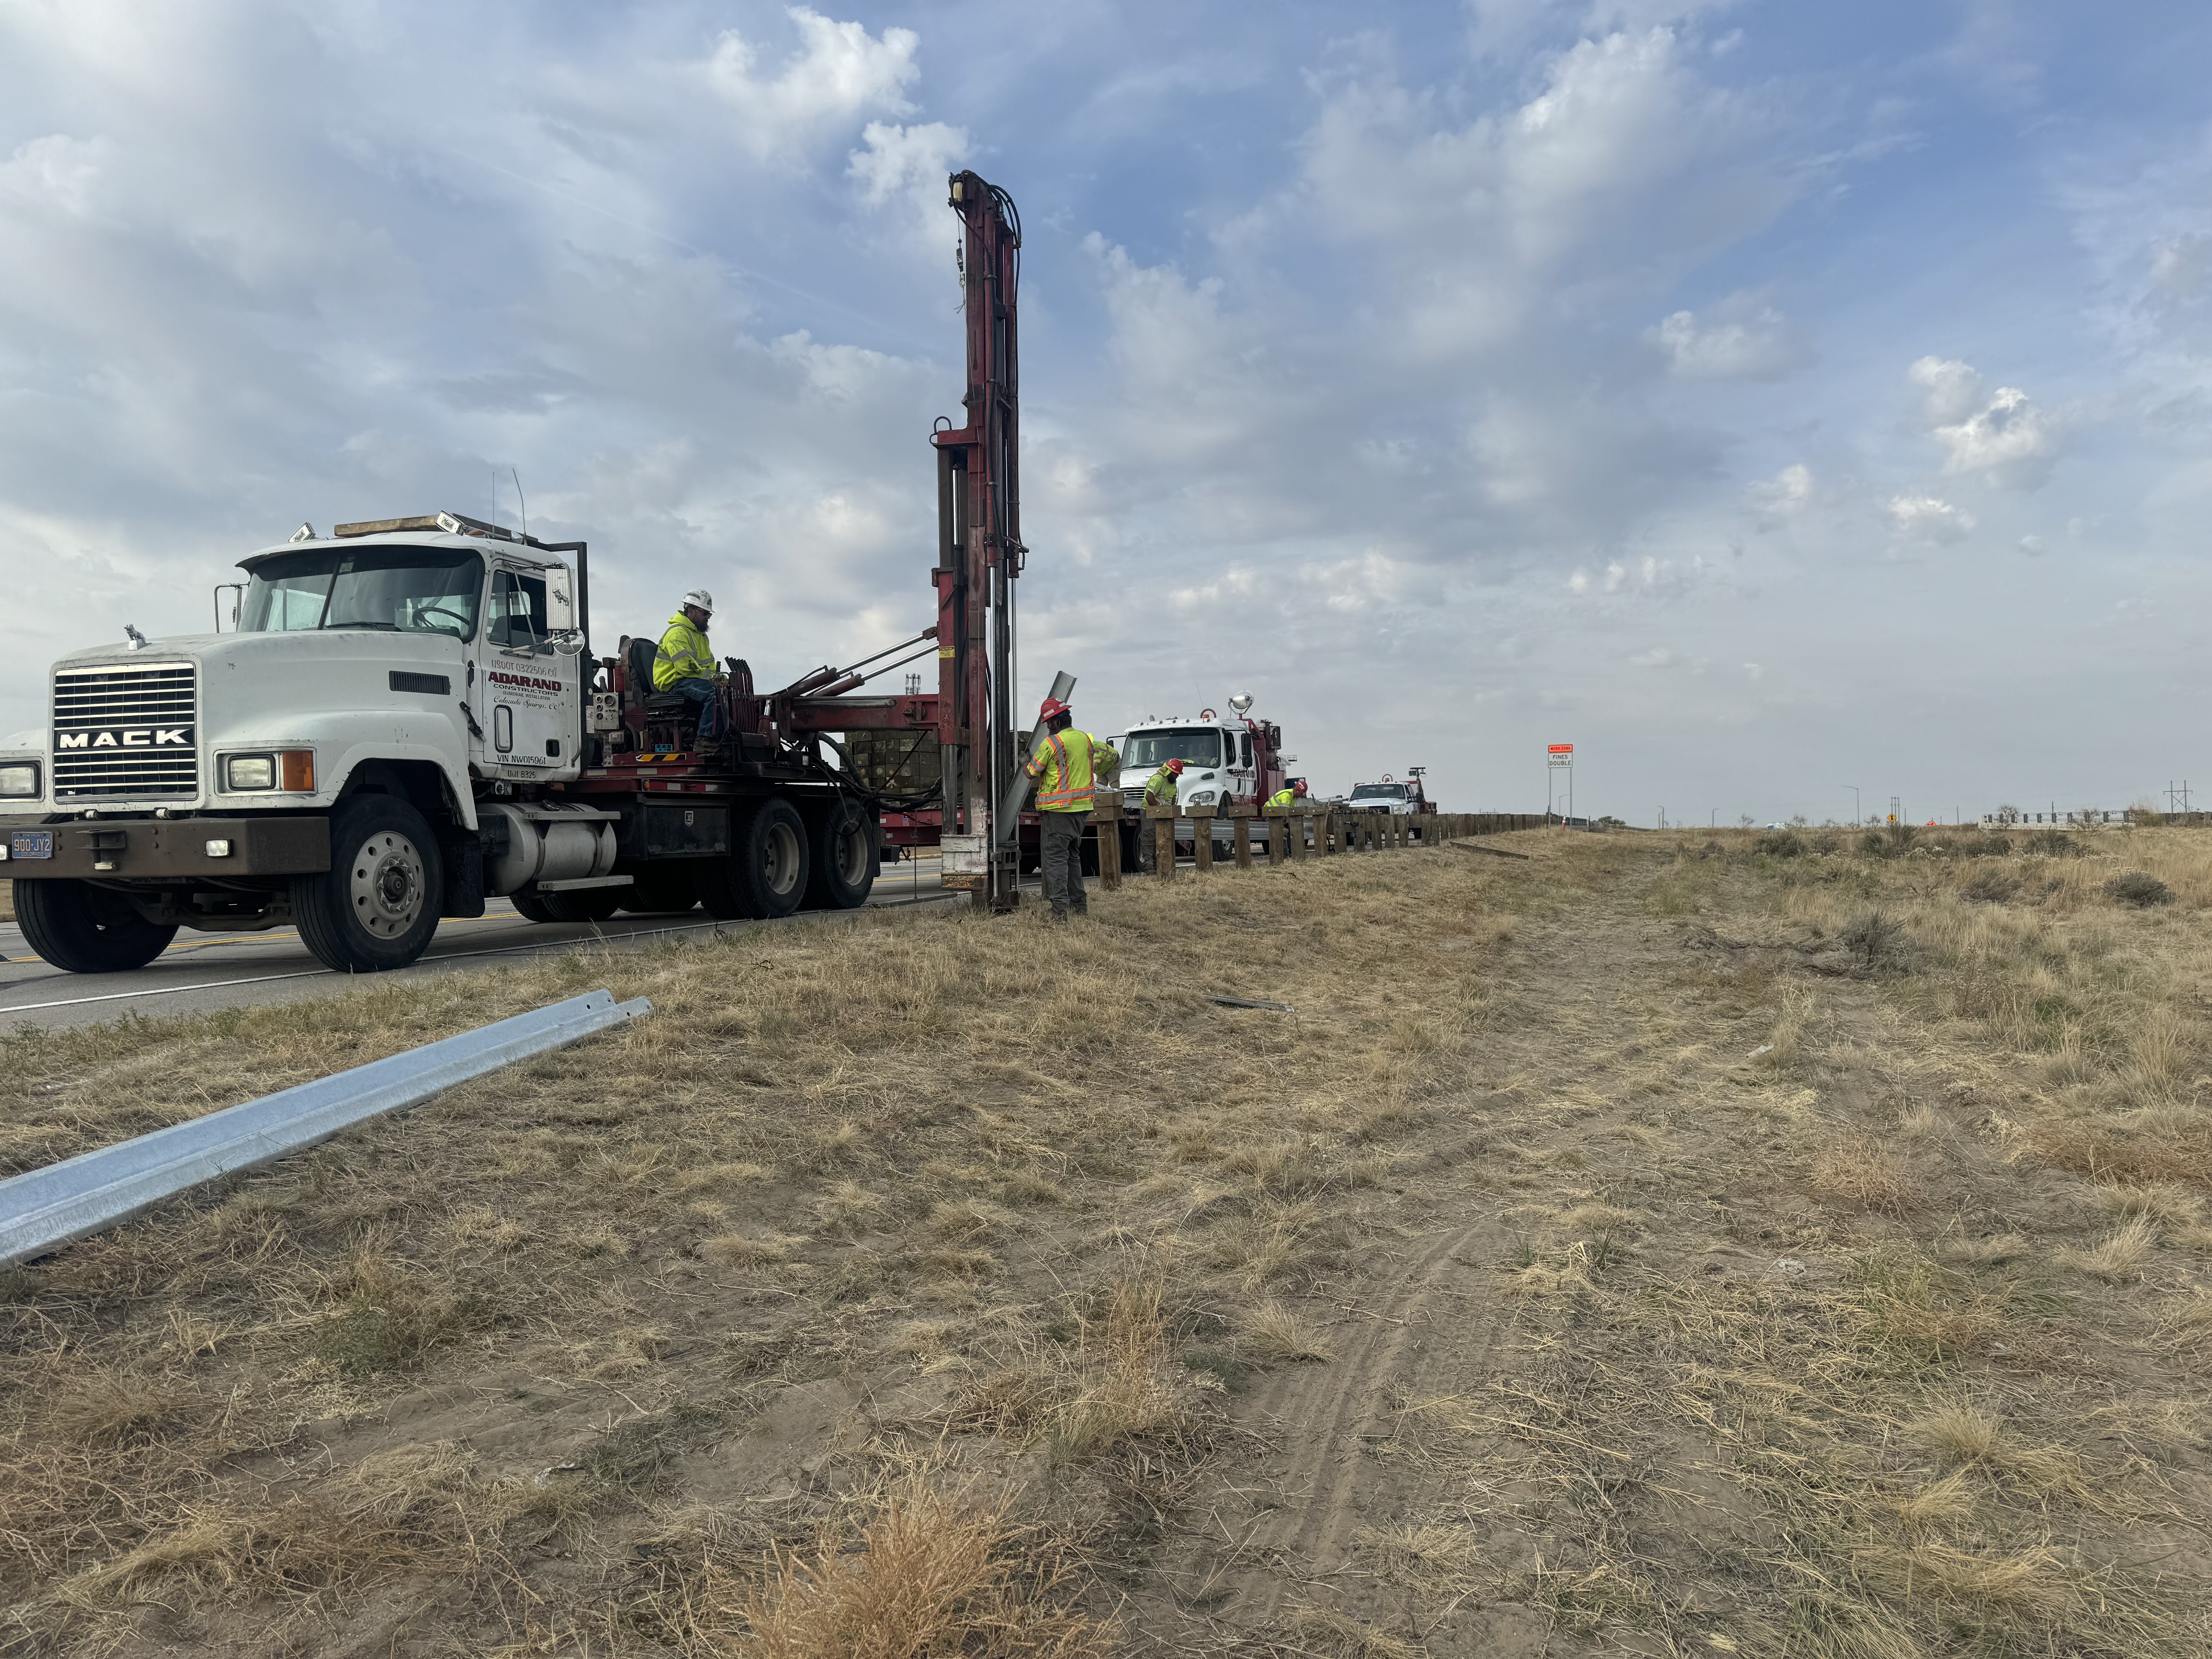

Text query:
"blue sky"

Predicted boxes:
[[3, 0, 2210, 821]]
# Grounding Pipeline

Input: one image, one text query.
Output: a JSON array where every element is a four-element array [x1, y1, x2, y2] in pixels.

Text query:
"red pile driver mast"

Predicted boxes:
[[932, 171, 1024, 911]]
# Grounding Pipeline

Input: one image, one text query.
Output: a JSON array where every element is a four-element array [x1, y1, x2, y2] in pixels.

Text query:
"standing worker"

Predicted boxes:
[[1023, 697, 1115, 921], [1139, 756, 1185, 872], [654, 589, 722, 748]]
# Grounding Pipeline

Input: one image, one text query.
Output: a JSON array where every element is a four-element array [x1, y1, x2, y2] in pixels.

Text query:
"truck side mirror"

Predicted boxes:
[[546, 565, 577, 634]]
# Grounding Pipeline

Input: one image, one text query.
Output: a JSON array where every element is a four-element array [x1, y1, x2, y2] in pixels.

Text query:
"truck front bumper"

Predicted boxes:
[[2, 816, 330, 880]]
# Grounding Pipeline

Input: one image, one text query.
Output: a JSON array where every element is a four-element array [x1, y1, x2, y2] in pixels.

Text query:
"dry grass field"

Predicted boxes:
[[4, 825, 2212, 1656]]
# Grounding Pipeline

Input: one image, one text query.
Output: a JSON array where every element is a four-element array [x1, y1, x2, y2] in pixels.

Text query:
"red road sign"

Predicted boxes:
[[1547, 744, 1573, 754]]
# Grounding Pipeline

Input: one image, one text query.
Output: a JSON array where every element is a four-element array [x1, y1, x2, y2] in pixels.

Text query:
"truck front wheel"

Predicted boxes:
[[16, 879, 178, 973], [294, 796, 443, 972], [698, 799, 809, 920]]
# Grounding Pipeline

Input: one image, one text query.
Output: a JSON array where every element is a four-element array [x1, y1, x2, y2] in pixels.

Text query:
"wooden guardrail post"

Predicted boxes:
[[1268, 813, 1288, 866], [1093, 802, 1123, 891], [1192, 804, 1216, 874], [1233, 811, 1254, 870], [1319, 809, 1336, 856], [1146, 805, 1176, 881], [1293, 812, 1312, 862]]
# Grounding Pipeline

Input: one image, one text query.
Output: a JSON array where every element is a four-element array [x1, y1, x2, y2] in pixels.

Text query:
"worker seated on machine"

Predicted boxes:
[[654, 588, 724, 749]]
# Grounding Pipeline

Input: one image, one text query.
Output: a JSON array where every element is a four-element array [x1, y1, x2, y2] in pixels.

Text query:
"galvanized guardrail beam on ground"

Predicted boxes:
[[0, 988, 652, 1267]]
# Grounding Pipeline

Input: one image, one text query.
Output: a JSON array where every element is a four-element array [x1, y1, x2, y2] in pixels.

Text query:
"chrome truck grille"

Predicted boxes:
[[51, 663, 199, 801]]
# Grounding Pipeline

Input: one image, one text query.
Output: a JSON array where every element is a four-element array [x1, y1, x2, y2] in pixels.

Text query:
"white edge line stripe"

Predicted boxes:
[[0, 893, 957, 1015]]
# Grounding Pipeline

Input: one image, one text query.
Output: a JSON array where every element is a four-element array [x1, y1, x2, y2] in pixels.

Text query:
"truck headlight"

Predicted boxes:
[[1189, 788, 1218, 806], [222, 749, 314, 793], [225, 753, 275, 791], [0, 761, 39, 799]]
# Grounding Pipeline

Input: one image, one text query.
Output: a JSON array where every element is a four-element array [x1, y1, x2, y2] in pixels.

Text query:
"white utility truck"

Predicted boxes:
[[1109, 695, 1294, 857], [0, 512, 879, 976]]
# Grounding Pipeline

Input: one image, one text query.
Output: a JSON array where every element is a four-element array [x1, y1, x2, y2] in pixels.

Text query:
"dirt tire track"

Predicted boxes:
[[1225, 1219, 1503, 1630]]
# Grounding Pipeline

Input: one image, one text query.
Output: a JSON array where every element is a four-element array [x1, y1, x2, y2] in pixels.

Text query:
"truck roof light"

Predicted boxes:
[[331, 511, 519, 543]]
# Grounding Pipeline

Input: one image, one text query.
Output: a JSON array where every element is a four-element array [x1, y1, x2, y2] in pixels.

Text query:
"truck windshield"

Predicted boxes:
[[1120, 728, 1224, 769], [1352, 785, 1407, 800], [239, 547, 484, 639]]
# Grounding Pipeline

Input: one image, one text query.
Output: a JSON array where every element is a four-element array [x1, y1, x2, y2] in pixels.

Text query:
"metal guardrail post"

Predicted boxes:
[[0, 990, 653, 1267]]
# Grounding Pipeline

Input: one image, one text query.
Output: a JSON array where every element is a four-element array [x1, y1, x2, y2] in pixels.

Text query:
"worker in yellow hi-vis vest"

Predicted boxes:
[[1022, 697, 1116, 920]]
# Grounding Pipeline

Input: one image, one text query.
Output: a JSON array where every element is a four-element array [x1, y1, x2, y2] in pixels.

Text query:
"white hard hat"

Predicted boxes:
[[682, 589, 714, 616]]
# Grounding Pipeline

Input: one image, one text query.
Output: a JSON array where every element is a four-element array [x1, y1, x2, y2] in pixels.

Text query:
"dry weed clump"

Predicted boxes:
[[953, 1274, 1204, 1469], [2028, 1108, 2212, 1189], [714, 1482, 1114, 1659], [1808, 1135, 1926, 1216], [2104, 871, 2174, 908], [1241, 1299, 1336, 1363]]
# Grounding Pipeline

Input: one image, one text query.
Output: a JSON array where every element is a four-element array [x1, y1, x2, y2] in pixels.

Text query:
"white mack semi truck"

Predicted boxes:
[[0, 512, 881, 977]]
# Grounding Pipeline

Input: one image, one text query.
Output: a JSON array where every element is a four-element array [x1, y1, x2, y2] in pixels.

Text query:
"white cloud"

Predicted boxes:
[[1886, 493, 1976, 543], [847, 119, 970, 255], [1747, 462, 1812, 523], [701, 8, 919, 161], [1935, 386, 2061, 486], [1648, 294, 1808, 379], [1906, 356, 2062, 489], [1908, 355, 1985, 424]]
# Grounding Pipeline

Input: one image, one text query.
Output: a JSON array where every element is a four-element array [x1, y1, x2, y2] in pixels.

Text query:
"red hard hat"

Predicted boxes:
[[1293, 779, 1308, 794], [1166, 757, 1185, 773], [1039, 697, 1070, 721]]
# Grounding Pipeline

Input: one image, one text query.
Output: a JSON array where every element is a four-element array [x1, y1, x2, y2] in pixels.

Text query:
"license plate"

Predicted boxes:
[[9, 830, 54, 860]]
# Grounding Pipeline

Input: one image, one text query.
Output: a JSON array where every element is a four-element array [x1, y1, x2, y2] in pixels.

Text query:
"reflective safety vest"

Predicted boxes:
[[1144, 765, 1180, 808], [654, 614, 714, 690], [1025, 729, 1111, 812], [1269, 788, 1301, 809]]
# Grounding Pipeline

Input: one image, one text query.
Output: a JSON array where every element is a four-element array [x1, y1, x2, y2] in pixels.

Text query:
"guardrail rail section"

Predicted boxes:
[[1082, 806, 1548, 888]]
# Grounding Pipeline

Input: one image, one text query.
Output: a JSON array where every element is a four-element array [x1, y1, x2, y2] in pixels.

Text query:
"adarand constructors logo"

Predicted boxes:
[[488, 670, 567, 697]]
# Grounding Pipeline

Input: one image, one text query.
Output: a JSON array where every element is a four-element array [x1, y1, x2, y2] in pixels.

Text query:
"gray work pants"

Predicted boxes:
[[1041, 812, 1087, 917]]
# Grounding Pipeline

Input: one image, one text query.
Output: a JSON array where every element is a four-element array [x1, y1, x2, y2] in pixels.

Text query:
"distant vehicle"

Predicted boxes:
[[1348, 771, 1435, 816]]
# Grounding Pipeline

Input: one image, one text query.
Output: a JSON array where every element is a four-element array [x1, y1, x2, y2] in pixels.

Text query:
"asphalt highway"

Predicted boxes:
[[0, 854, 952, 1033]]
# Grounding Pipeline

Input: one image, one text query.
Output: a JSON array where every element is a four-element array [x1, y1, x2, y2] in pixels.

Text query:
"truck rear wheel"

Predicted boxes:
[[698, 799, 809, 920], [294, 795, 443, 972], [16, 879, 179, 973], [804, 799, 877, 910]]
